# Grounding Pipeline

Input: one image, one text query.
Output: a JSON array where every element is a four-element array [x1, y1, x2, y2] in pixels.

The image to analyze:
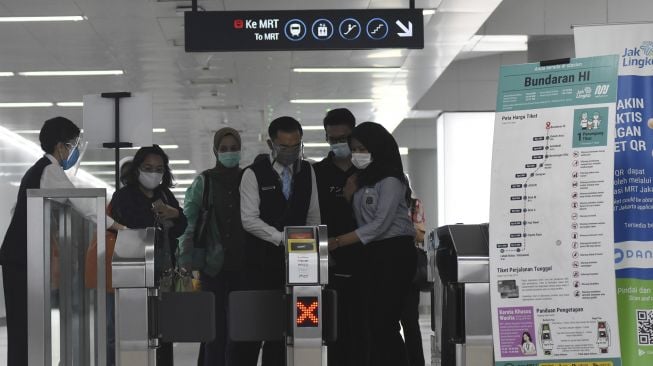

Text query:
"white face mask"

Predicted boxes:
[[138, 170, 163, 190], [330, 142, 351, 159], [351, 153, 373, 169]]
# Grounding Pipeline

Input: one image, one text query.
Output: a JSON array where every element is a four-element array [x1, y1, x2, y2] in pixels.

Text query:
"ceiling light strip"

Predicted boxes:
[[19, 70, 123, 76], [291, 99, 375, 104], [293, 67, 402, 73], [0, 102, 53, 108], [0, 16, 85, 22]]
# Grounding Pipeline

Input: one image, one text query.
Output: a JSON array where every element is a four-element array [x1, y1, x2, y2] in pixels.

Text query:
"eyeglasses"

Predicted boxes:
[[275, 142, 303, 152], [327, 136, 348, 144]]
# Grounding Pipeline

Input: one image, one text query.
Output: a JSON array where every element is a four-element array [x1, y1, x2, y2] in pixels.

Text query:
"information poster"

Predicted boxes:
[[490, 55, 621, 366], [575, 23, 653, 366]]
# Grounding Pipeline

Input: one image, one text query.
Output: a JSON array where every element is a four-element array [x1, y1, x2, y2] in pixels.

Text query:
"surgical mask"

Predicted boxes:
[[218, 151, 241, 168], [138, 170, 163, 190], [330, 142, 351, 159], [351, 153, 373, 169], [61, 146, 80, 170], [272, 143, 301, 167]]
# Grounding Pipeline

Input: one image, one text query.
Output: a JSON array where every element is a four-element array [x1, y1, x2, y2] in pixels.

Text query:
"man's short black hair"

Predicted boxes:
[[323, 108, 355, 129], [268, 116, 303, 139], [39, 116, 81, 154]]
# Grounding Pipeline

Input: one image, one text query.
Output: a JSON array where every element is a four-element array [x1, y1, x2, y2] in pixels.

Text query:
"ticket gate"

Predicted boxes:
[[434, 224, 494, 366], [112, 228, 215, 366], [228, 225, 336, 366]]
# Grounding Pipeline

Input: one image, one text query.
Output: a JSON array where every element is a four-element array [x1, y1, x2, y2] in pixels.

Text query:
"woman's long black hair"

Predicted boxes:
[[350, 121, 411, 203], [122, 145, 175, 188]]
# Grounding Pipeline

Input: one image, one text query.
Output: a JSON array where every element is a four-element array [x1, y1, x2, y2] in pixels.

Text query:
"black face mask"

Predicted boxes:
[[272, 143, 301, 166]]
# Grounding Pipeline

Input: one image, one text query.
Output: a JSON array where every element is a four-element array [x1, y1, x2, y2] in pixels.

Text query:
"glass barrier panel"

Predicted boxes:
[[28, 189, 107, 366]]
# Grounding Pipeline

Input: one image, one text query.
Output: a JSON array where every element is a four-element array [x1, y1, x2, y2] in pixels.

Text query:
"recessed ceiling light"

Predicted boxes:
[[18, 70, 124, 76], [80, 161, 116, 166], [293, 67, 402, 73], [172, 169, 197, 175], [0, 162, 33, 167], [291, 99, 375, 104], [422, 9, 436, 16], [304, 143, 330, 148], [175, 179, 194, 185], [399, 147, 409, 155], [122, 145, 179, 150], [0, 16, 86, 22], [82, 159, 189, 166], [0, 102, 53, 108], [0, 72, 14, 77], [56, 102, 83, 107], [13, 130, 40, 134], [306, 157, 325, 162], [170, 188, 187, 193], [303, 126, 324, 131], [15, 127, 166, 134]]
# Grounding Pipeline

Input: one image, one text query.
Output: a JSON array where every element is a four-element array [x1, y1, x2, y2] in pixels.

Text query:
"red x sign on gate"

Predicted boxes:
[[296, 297, 319, 327]]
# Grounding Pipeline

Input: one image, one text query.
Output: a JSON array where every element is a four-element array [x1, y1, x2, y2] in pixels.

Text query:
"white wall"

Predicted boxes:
[[408, 149, 437, 232], [437, 112, 495, 227]]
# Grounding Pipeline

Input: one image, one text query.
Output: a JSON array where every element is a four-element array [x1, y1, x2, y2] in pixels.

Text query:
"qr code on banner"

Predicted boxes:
[[637, 309, 653, 345]]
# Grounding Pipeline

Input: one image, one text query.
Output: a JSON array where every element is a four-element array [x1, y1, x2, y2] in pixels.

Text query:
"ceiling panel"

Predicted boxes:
[[0, 0, 504, 186]]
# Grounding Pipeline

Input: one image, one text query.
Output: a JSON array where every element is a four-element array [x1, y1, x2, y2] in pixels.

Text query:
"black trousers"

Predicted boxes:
[[400, 284, 425, 366], [364, 237, 416, 366], [327, 272, 368, 366], [2, 264, 27, 366], [228, 266, 285, 366], [197, 270, 240, 366]]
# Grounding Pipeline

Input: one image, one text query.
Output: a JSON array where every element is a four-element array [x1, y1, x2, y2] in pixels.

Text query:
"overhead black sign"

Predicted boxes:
[[185, 9, 424, 52]]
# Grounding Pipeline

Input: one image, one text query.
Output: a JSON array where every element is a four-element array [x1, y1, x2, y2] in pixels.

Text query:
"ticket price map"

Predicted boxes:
[[490, 55, 622, 366]]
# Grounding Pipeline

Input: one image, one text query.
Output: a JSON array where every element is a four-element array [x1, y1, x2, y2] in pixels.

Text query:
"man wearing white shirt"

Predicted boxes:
[[0, 117, 121, 366], [235, 116, 320, 366]]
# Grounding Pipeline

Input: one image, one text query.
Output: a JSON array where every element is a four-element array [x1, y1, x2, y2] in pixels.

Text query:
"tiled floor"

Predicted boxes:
[[0, 306, 437, 366]]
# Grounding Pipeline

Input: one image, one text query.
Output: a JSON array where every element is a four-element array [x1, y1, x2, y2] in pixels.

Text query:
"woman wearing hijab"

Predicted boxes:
[[109, 145, 187, 366], [328, 122, 416, 366], [178, 128, 245, 366]]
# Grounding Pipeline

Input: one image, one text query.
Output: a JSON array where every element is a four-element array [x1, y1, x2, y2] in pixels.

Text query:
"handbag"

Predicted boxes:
[[191, 172, 212, 270], [413, 246, 431, 291], [159, 268, 196, 293]]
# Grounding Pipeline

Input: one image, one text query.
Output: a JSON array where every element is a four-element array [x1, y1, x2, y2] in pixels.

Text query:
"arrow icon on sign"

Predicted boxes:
[[396, 20, 413, 37]]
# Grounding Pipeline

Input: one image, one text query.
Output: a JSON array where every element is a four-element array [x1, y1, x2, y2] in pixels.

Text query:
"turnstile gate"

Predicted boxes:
[[112, 228, 215, 366], [434, 224, 494, 366], [228, 225, 336, 366]]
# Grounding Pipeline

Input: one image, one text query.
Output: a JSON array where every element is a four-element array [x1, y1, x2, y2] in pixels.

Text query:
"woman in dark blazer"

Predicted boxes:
[[109, 145, 187, 366]]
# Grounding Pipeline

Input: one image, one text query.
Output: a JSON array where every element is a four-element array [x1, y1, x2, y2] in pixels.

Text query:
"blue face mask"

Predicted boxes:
[[61, 146, 80, 170], [330, 142, 351, 159], [218, 151, 241, 168]]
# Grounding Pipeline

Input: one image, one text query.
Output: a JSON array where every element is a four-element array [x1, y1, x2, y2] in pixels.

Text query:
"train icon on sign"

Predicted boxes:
[[290, 23, 301, 37], [284, 19, 307, 41]]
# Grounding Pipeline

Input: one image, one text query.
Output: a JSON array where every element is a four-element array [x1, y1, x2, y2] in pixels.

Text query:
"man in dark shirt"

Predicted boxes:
[[313, 108, 367, 366]]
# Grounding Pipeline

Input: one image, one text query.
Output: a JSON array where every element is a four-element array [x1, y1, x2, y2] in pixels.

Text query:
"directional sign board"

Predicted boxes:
[[185, 9, 424, 52]]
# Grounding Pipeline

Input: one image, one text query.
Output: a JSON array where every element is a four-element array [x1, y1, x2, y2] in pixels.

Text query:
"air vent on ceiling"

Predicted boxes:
[[200, 105, 242, 111], [190, 78, 234, 85]]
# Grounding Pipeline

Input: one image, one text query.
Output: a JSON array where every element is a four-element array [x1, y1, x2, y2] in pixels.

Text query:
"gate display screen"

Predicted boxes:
[[296, 297, 319, 327], [185, 9, 424, 52]]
